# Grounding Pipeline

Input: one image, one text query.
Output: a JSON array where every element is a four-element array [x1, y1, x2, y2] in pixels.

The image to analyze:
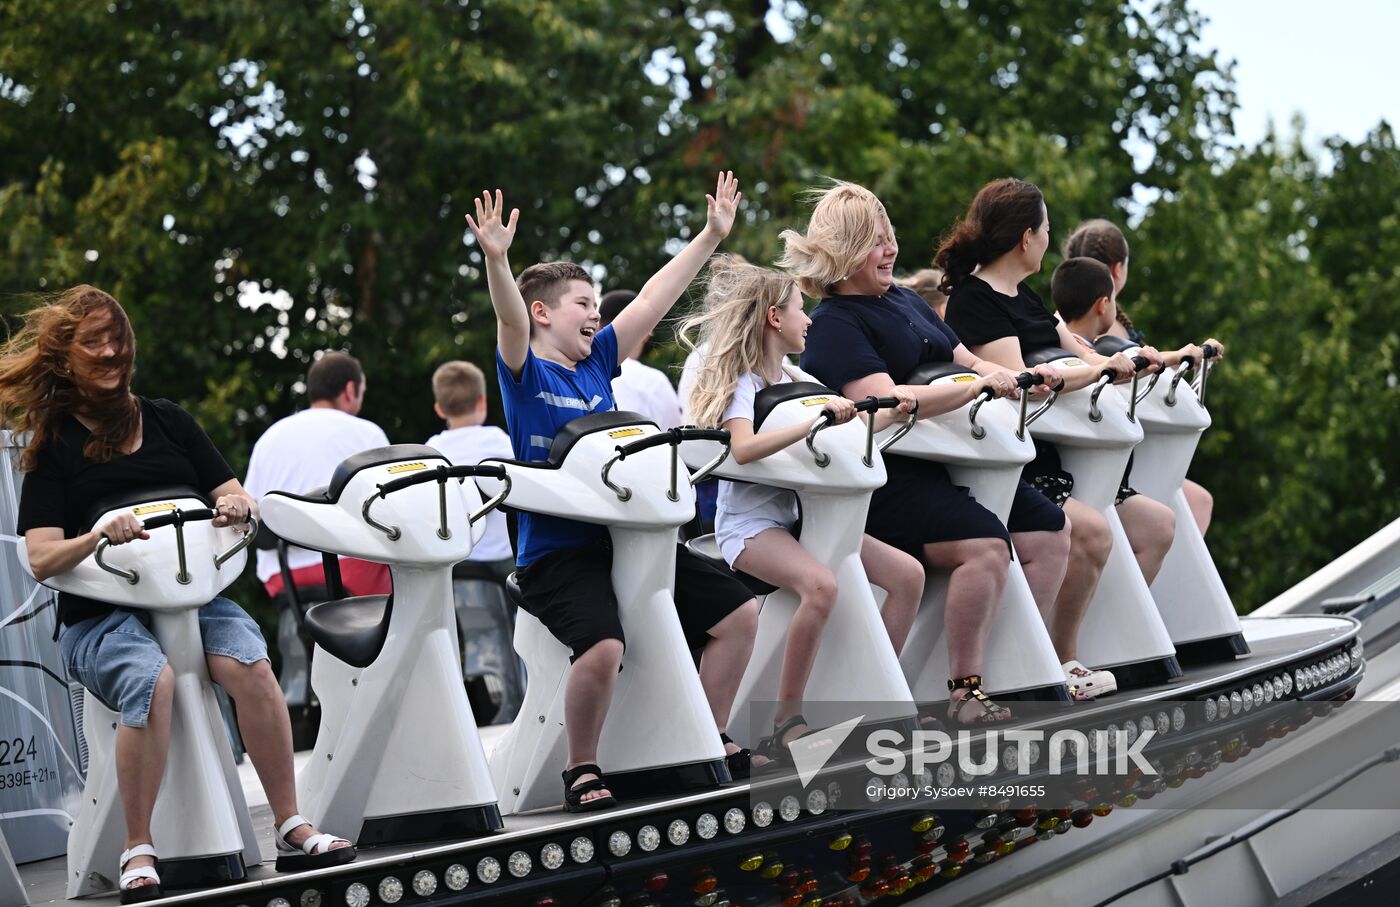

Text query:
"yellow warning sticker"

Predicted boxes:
[[801, 397, 833, 406], [608, 428, 646, 439], [387, 462, 428, 474], [951, 374, 977, 383], [133, 502, 177, 516], [1062, 358, 1084, 367]]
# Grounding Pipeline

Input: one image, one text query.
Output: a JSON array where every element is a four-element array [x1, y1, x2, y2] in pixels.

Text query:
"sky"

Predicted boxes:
[[1190, 0, 1400, 150]]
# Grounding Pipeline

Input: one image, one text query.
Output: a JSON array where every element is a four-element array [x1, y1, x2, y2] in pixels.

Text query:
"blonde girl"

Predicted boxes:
[[681, 256, 925, 758]]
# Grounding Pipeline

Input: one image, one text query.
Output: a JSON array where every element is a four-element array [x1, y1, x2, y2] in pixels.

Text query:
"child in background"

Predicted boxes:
[[681, 256, 925, 759], [426, 360, 515, 572]]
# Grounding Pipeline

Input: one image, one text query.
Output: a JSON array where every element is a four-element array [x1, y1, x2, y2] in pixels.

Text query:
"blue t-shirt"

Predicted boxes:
[[800, 285, 963, 390], [496, 324, 621, 565]]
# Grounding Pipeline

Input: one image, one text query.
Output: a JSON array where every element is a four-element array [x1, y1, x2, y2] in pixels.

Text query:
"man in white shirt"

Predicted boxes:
[[244, 351, 392, 597], [599, 289, 685, 429], [425, 360, 514, 569]]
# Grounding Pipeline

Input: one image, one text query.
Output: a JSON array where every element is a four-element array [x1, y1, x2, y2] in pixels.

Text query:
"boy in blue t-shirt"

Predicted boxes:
[[465, 175, 761, 812]]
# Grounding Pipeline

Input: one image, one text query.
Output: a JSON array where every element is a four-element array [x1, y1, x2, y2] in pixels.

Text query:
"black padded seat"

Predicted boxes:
[[683, 536, 779, 597], [906, 362, 978, 385], [304, 594, 394, 668], [1024, 346, 1077, 367], [325, 444, 446, 502], [752, 382, 833, 430], [86, 485, 208, 531], [545, 411, 654, 467], [503, 572, 525, 610], [1093, 335, 1137, 356]]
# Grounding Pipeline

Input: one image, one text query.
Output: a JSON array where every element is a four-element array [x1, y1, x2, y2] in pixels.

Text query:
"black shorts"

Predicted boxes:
[[1026, 441, 1136, 508], [514, 540, 753, 662], [1007, 479, 1068, 534], [866, 455, 1011, 559]]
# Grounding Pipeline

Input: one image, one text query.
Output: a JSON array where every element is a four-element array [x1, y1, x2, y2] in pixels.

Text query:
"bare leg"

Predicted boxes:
[[1012, 525, 1071, 617], [1117, 494, 1176, 584], [559, 639, 624, 803], [207, 654, 350, 847], [116, 665, 175, 887], [922, 537, 1010, 719], [1183, 479, 1213, 535], [736, 529, 837, 732], [860, 535, 924, 655], [1051, 499, 1111, 662], [699, 600, 758, 737]]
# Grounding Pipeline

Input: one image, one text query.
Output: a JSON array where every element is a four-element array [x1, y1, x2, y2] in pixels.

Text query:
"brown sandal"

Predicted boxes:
[[947, 675, 1011, 726]]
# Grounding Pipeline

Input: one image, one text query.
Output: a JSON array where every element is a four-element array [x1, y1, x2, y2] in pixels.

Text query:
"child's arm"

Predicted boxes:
[[465, 190, 529, 376], [611, 171, 741, 356], [723, 397, 855, 466]]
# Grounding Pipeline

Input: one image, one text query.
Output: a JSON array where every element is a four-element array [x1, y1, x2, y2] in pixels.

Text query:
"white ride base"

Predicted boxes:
[[260, 445, 504, 845], [481, 415, 730, 815], [19, 493, 260, 897]]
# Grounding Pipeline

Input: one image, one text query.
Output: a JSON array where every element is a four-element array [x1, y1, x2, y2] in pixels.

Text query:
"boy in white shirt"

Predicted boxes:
[[244, 351, 391, 597], [598, 289, 685, 430], [425, 361, 514, 570]]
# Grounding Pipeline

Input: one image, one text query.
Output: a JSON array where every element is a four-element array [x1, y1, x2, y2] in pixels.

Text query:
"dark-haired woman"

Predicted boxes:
[[1063, 218, 1224, 535], [938, 179, 1172, 701], [5, 287, 354, 902]]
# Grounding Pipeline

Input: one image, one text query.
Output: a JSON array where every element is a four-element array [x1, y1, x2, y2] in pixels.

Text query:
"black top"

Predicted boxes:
[[800, 285, 963, 391], [17, 397, 236, 625], [944, 275, 1062, 361]]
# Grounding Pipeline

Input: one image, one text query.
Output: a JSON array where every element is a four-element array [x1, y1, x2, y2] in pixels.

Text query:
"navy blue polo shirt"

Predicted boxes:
[[800, 285, 963, 391]]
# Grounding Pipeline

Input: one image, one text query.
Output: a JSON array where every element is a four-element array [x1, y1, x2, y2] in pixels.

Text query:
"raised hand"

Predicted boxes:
[[704, 171, 742, 240], [465, 190, 520, 259]]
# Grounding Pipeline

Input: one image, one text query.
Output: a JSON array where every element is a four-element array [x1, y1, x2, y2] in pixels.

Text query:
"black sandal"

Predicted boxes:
[[947, 675, 1011, 726], [753, 713, 810, 770], [720, 733, 757, 780], [562, 763, 617, 813]]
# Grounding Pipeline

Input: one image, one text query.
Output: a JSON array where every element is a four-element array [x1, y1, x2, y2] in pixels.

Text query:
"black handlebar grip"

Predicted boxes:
[[675, 427, 731, 444], [1131, 355, 1151, 372], [615, 429, 682, 460], [1015, 372, 1046, 389], [377, 465, 450, 497], [1201, 343, 1219, 360], [454, 463, 508, 480], [141, 507, 217, 531], [854, 396, 900, 413]]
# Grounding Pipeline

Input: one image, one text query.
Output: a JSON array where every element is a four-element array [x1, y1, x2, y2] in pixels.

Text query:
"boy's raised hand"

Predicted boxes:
[[465, 190, 519, 259], [704, 170, 742, 240]]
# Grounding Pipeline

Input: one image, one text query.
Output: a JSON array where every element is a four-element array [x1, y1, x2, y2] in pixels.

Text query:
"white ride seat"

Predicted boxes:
[[879, 364, 1072, 704], [259, 444, 508, 846], [480, 413, 732, 815], [683, 383, 918, 745], [1095, 336, 1248, 662], [19, 487, 260, 898], [1023, 347, 1182, 688]]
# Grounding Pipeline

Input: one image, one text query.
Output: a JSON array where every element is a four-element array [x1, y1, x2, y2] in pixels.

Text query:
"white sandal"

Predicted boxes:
[[1063, 660, 1118, 701], [118, 843, 163, 904], [275, 814, 357, 872]]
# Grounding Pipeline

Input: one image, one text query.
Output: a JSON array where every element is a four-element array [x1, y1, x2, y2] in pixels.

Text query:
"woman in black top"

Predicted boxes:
[[5, 287, 353, 900], [939, 178, 1163, 700], [784, 182, 1072, 724]]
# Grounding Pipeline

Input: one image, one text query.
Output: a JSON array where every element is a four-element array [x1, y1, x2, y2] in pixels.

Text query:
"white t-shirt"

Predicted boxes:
[[677, 346, 706, 424], [613, 357, 684, 429], [425, 425, 515, 563], [244, 408, 391, 581], [715, 367, 821, 529]]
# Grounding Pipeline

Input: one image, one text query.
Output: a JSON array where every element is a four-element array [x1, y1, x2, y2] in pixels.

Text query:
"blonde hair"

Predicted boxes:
[[901, 268, 948, 311], [432, 360, 486, 417], [777, 182, 894, 298], [678, 256, 799, 430]]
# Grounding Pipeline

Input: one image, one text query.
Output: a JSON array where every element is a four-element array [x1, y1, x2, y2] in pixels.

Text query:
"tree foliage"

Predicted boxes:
[[1, 0, 1395, 615]]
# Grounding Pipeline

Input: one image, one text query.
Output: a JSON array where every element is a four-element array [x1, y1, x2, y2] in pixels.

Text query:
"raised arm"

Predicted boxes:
[[465, 190, 529, 376], [611, 171, 742, 355]]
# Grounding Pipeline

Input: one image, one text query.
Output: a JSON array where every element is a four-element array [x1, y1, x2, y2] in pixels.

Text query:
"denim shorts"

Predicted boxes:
[[57, 597, 269, 728]]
